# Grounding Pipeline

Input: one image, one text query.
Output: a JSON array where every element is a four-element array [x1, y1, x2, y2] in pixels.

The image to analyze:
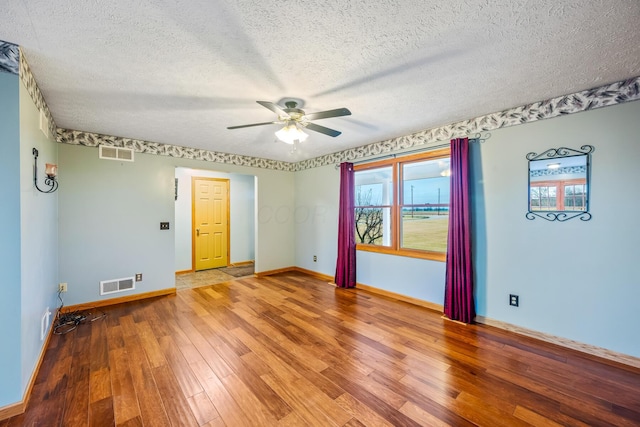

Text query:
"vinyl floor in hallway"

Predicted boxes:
[[175, 265, 254, 290]]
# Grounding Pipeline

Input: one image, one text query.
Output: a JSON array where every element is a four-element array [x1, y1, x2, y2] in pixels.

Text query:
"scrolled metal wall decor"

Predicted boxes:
[[526, 145, 594, 222]]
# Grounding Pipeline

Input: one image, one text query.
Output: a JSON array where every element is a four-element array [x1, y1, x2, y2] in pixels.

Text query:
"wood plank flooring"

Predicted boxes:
[[3, 271, 640, 426]]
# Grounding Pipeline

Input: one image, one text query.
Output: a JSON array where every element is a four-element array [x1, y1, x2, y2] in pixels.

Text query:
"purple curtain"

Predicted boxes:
[[444, 138, 475, 323], [335, 162, 356, 288]]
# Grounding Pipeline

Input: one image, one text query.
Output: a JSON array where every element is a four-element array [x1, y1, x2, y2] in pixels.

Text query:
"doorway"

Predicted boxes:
[[174, 167, 255, 275]]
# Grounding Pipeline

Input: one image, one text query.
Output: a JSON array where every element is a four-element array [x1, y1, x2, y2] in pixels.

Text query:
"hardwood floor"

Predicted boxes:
[[4, 271, 640, 426]]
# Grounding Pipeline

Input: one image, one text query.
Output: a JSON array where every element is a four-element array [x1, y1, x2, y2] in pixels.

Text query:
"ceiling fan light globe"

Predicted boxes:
[[297, 131, 309, 143], [275, 124, 308, 144]]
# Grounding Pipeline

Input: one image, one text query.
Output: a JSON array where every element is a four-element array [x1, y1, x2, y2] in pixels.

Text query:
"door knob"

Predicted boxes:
[[196, 228, 200, 236]]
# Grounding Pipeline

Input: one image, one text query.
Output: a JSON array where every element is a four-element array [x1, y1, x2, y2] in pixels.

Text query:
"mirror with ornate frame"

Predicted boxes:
[[526, 145, 594, 222]]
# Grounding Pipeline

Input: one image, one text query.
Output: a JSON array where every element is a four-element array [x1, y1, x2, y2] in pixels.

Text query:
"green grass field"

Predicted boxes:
[[401, 215, 449, 252], [356, 214, 449, 252]]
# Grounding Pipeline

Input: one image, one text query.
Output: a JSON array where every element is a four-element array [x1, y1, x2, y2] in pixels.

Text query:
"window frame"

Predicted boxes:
[[354, 147, 450, 262]]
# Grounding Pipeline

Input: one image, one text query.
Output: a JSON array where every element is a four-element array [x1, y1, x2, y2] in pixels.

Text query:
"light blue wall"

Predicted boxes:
[[19, 77, 59, 392], [229, 174, 256, 263], [294, 164, 339, 273], [58, 145, 178, 305], [294, 100, 640, 358], [253, 166, 296, 273], [357, 252, 446, 303], [471, 100, 640, 357], [0, 71, 22, 406], [174, 167, 255, 270], [58, 144, 295, 306], [175, 158, 294, 274], [293, 160, 447, 301]]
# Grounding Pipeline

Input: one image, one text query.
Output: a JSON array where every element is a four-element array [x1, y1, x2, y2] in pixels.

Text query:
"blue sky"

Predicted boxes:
[[403, 177, 450, 205], [356, 176, 450, 206]]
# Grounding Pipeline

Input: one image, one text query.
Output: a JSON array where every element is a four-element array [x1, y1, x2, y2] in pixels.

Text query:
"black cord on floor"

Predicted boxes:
[[54, 289, 107, 334]]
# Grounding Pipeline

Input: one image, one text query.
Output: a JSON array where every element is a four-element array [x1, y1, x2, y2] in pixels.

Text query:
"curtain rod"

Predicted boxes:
[[336, 132, 491, 168]]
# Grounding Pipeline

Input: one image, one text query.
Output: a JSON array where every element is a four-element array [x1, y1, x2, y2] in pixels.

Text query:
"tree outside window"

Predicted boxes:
[[354, 148, 450, 262]]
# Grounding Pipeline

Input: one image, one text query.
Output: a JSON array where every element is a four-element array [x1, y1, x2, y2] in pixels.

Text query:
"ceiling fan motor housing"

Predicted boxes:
[[282, 105, 305, 121], [227, 99, 350, 138]]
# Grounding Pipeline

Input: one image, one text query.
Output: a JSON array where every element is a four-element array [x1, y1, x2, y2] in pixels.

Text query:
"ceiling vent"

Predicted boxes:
[[39, 110, 50, 138], [100, 276, 135, 295], [99, 145, 134, 162]]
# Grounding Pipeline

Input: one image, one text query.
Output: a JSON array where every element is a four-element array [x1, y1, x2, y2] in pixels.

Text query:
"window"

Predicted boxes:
[[563, 182, 587, 210], [530, 179, 586, 211], [354, 148, 450, 261], [530, 184, 557, 210]]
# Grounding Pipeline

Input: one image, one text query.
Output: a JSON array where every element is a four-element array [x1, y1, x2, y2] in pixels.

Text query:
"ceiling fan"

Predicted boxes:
[[227, 100, 351, 144]]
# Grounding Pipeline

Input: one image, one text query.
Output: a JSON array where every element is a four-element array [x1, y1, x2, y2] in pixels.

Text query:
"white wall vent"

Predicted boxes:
[[99, 145, 135, 162], [100, 276, 135, 295], [39, 110, 50, 138]]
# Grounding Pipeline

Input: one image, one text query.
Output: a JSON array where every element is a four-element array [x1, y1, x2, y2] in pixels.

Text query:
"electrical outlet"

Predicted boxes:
[[313, 255, 317, 262], [509, 294, 519, 307], [59, 282, 68, 293], [160, 222, 170, 230], [135, 273, 142, 282]]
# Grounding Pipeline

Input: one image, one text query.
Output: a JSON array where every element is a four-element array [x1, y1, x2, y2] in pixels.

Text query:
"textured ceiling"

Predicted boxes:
[[2, 1, 639, 162]]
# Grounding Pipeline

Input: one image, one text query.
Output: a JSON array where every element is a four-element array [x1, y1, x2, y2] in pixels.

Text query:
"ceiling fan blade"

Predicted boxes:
[[304, 108, 351, 121], [227, 121, 279, 130], [256, 101, 290, 118], [305, 122, 342, 137]]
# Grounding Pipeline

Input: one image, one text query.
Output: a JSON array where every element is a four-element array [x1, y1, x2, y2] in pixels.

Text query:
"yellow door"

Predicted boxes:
[[193, 178, 229, 271]]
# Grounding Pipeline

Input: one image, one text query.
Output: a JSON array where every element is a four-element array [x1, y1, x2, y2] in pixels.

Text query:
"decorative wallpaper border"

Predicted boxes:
[[53, 74, 640, 172], [530, 166, 586, 178], [19, 48, 57, 138], [0, 40, 19, 75], [56, 129, 295, 172], [293, 76, 640, 171]]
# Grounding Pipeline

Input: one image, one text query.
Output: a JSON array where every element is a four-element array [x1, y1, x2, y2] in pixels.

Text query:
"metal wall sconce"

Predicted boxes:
[[33, 148, 59, 193]]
